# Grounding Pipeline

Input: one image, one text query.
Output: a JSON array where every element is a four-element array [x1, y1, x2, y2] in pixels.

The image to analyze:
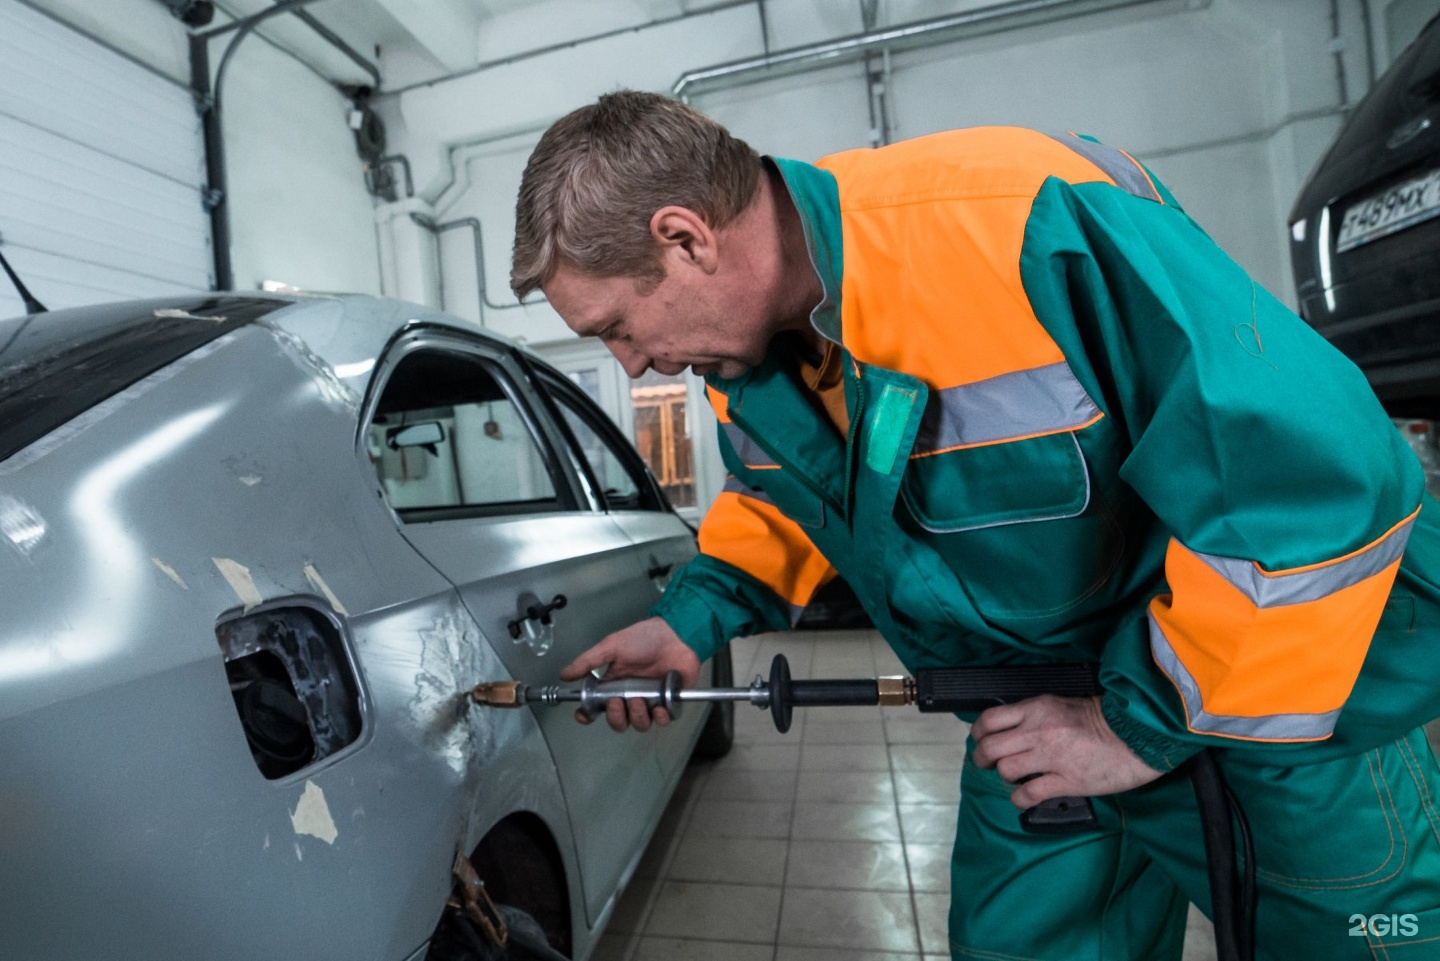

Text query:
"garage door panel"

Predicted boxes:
[[0, 246, 197, 321], [0, 117, 207, 229], [0, 201, 207, 289], [0, 0, 210, 310], [0, 127, 210, 284], [0, 3, 203, 186], [0, 73, 202, 188]]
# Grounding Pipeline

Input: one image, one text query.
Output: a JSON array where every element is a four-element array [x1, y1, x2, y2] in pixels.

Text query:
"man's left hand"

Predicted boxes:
[[969, 695, 1163, 809]]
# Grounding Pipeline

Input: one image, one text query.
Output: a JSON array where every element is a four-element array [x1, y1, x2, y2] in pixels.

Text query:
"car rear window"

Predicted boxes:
[[1325, 15, 1440, 165], [0, 297, 288, 464]]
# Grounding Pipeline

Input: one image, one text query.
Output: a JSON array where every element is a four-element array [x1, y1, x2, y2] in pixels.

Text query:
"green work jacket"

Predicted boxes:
[[652, 127, 1440, 770]]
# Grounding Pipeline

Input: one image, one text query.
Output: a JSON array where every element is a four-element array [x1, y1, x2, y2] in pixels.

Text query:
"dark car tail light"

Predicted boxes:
[[216, 606, 363, 779]]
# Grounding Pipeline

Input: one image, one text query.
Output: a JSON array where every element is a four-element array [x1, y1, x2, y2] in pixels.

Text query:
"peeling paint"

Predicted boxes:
[[265, 325, 360, 414], [303, 563, 349, 616], [409, 601, 502, 776], [213, 558, 262, 613], [151, 558, 188, 589], [222, 453, 266, 488], [0, 494, 45, 557], [290, 780, 338, 845], [154, 308, 226, 322]]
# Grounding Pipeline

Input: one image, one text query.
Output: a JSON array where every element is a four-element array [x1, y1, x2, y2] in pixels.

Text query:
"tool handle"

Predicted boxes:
[[915, 662, 1102, 833], [765, 655, 882, 733], [788, 679, 881, 706], [574, 672, 683, 720], [914, 663, 1100, 713]]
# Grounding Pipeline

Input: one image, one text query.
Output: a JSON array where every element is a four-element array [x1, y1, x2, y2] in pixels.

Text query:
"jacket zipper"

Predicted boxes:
[[842, 364, 866, 522]]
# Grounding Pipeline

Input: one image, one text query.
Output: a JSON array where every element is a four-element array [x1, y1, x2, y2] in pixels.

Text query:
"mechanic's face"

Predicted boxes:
[[544, 263, 770, 381]]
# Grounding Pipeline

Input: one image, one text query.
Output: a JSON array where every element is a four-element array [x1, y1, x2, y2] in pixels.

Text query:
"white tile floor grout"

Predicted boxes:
[[587, 629, 1253, 961]]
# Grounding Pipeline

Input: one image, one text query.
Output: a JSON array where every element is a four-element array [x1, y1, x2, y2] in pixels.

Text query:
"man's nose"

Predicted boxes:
[[606, 341, 652, 379]]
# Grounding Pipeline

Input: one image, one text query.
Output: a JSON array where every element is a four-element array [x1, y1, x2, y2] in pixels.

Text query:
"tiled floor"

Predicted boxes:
[[588, 629, 1235, 961]]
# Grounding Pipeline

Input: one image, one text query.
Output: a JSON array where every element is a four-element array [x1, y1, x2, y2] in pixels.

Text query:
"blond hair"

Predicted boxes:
[[511, 90, 762, 299]]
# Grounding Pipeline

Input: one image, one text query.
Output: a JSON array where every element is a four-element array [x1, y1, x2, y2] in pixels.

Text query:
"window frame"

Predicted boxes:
[[523, 357, 671, 515], [358, 329, 583, 524]]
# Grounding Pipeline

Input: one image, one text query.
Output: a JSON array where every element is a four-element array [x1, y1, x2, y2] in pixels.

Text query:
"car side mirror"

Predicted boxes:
[[386, 421, 445, 456]]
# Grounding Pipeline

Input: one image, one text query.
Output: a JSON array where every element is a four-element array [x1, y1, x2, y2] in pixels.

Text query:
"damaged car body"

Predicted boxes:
[[0, 293, 729, 960]]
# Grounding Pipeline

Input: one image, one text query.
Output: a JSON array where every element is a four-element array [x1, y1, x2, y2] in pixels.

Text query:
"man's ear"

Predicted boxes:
[[650, 206, 718, 273]]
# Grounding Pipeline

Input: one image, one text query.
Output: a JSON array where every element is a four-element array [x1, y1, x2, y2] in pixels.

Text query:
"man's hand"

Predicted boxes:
[[558, 617, 701, 733], [970, 695, 1163, 809]]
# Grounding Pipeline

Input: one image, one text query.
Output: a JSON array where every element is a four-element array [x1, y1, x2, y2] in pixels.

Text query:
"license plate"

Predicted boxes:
[[1335, 168, 1440, 252]]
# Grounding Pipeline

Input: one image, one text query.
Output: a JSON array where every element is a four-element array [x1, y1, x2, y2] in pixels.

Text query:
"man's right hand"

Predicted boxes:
[[559, 616, 701, 733]]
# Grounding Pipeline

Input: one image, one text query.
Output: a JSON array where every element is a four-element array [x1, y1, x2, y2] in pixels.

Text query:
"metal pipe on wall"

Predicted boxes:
[[289, 7, 381, 89], [372, 155, 415, 199], [1330, 0, 1350, 109], [860, 0, 891, 147], [192, 0, 329, 290], [191, 0, 381, 291], [1357, 0, 1376, 85], [672, 0, 1187, 101], [411, 213, 526, 326]]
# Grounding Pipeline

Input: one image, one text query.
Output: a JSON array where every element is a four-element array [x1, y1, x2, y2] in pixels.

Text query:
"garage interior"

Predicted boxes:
[[10, 0, 1440, 508], [5, 1, 1440, 960]]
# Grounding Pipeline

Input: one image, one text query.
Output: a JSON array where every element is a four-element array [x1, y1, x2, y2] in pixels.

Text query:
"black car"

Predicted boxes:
[[1289, 12, 1440, 415]]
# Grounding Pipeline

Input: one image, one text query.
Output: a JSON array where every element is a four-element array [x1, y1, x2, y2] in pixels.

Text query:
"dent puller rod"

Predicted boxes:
[[473, 655, 1256, 961], [472, 654, 1102, 833]]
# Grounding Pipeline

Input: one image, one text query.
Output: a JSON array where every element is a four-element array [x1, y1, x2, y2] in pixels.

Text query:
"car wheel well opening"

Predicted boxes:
[[433, 813, 573, 960]]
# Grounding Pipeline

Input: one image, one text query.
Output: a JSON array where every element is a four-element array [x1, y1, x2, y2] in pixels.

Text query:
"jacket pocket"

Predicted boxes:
[[900, 430, 1125, 621], [902, 430, 1089, 532]]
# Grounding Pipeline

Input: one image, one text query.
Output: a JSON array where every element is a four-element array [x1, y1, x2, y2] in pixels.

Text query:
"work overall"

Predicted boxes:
[[653, 128, 1440, 958]]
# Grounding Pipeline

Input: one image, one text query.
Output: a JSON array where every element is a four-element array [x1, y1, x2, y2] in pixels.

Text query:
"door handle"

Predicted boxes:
[[508, 594, 567, 638], [647, 563, 673, 580]]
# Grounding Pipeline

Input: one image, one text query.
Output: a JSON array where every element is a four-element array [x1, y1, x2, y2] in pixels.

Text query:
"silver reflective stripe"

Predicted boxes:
[[1048, 132, 1161, 203], [914, 362, 1100, 453], [1148, 614, 1341, 740], [722, 422, 779, 468], [789, 603, 806, 625], [723, 474, 776, 507], [1192, 517, 1414, 608]]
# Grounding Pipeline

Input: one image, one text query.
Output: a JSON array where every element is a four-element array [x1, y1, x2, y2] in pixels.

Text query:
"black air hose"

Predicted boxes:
[[1191, 749, 1255, 961]]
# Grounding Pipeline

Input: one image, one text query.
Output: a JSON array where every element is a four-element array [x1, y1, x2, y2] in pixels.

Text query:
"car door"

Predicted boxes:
[[527, 363, 704, 779], [360, 328, 669, 924]]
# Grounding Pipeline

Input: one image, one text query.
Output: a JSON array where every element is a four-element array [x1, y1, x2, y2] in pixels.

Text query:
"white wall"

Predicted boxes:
[[217, 31, 382, 294]]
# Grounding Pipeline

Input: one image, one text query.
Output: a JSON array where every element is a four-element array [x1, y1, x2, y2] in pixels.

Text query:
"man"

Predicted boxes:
[[511, 91, 1440, 959]]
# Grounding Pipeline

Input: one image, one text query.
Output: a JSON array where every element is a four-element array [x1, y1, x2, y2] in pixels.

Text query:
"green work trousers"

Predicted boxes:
[[949, 727, 1440, 960]]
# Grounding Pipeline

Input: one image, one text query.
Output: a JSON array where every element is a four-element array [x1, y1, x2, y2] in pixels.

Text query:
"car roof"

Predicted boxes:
[[0, 293, 531, 465], [263, 292, 524, 369]]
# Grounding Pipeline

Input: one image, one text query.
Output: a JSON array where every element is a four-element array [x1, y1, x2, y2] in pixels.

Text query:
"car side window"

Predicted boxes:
[[366, 348, 571, 520], [540, 369, 663, 513]]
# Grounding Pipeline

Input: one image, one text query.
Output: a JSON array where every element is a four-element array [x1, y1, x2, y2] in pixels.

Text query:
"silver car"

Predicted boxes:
[[0, 293, 732, 960]]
